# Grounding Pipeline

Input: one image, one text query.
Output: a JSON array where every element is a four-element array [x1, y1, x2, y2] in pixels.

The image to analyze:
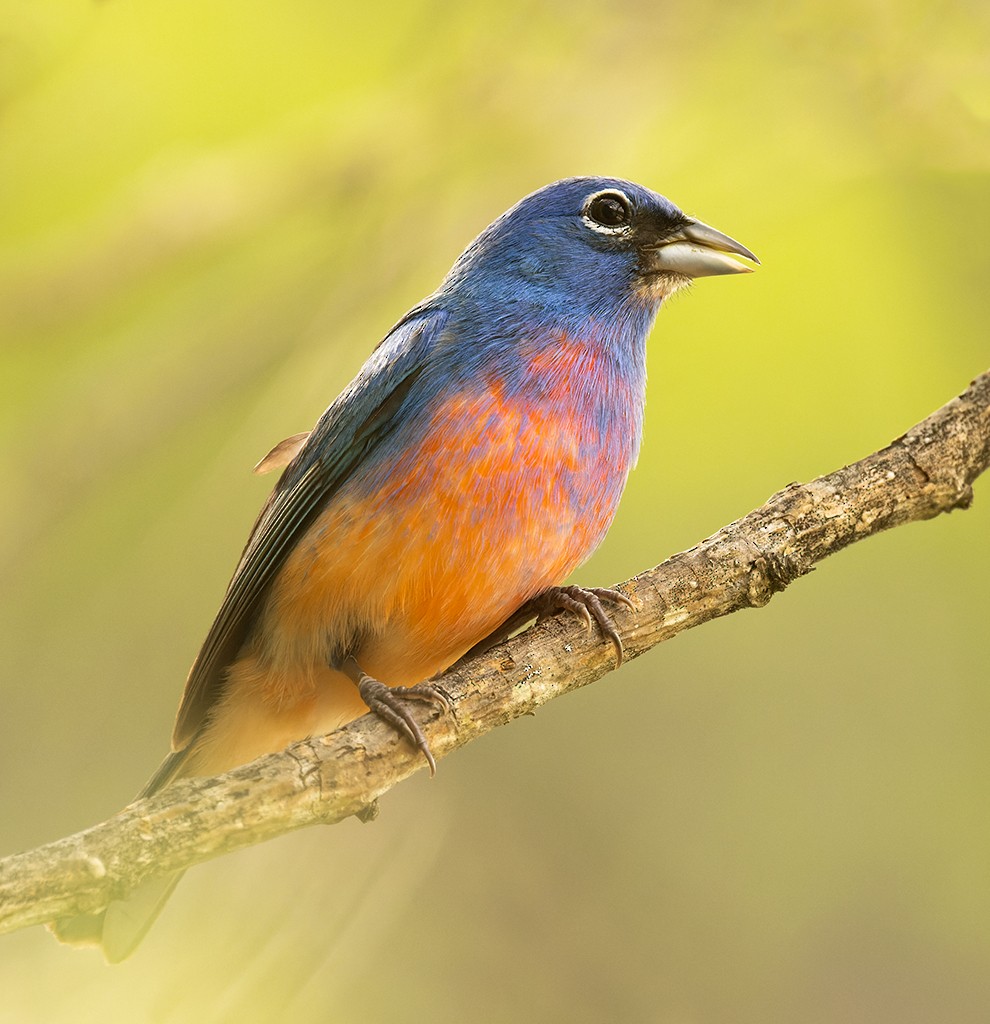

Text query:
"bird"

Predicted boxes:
[[52, 176, 757, 960]]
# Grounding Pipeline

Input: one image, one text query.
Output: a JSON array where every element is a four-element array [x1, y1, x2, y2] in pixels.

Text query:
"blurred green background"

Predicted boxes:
[[2, 1, 989, 1021]]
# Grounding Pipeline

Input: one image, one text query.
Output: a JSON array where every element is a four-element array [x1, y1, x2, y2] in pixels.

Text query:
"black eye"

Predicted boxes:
[[585, 191, 632, 228]]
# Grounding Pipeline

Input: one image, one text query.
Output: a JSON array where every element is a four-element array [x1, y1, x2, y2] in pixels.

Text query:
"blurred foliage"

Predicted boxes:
[[1, 1, 989, 1021]]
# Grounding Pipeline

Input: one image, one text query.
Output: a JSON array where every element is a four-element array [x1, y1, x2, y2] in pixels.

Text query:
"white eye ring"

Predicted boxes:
[[581, 189, 633, 234]]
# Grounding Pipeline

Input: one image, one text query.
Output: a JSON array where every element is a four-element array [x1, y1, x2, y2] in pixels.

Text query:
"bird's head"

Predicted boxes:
[[442, 176, 758, 327]]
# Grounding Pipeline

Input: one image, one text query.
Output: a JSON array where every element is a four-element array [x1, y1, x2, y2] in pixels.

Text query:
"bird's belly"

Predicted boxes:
[[187, 345, 642, 776], [256, 383, 634, 689]]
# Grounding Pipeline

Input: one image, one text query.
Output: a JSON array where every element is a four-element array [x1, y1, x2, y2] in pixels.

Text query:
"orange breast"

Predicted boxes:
[[190, 336, 641, 774]]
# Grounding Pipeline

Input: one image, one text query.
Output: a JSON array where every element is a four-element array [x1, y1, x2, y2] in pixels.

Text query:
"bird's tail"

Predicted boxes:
[[49, 748, 193, 962], [50, 870, 185, 962]]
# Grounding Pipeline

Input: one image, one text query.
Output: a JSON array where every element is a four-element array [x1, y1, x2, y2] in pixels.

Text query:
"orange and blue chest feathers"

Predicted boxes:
[[391, 330, 643, 574], [258, 328, 646, 681]]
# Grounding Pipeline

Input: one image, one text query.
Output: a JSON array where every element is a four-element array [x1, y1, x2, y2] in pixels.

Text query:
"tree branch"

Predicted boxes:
[[2, 369, 989, 937]]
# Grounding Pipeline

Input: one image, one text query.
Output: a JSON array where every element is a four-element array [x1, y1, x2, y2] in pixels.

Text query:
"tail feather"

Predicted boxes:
[[50, 747, 195, 961], [100, 871, 185, 962], [51, 871, 185, 962], [136, 748, 190, 799]]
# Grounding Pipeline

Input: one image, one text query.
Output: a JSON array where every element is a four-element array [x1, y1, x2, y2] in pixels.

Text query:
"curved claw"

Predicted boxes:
[[535, 585, 632, 666], [340, 657, 447, 776], [540, 591, 593, 631], [390, 682, 453, 716]]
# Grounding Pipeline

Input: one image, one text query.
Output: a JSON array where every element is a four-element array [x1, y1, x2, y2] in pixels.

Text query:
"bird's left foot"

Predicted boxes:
[[533, 585, 634, 666], [340, 656, 450, 776]]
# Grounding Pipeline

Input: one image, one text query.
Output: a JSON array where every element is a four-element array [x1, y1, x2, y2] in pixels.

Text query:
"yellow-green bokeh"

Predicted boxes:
[[2, 2, 989, 1021]]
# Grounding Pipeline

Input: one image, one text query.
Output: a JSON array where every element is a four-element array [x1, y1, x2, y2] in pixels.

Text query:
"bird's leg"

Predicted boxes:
[[531, 585, 634, 666], [460, 585, 635, 665], [337, 655, 451, 776]]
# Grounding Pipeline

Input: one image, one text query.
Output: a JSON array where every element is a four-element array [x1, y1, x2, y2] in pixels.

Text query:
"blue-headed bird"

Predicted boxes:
[[54, 177, 757, 960]]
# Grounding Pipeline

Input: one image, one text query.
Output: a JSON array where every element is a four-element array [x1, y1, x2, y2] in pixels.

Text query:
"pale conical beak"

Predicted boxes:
[[651, 218, 759, 278]]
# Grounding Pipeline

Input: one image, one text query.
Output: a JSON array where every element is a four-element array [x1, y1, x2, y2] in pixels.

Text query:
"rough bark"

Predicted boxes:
[[1, 369, 988, 936]]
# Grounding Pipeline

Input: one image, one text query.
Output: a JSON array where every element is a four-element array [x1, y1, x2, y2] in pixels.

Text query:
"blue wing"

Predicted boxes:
[[165, 306, 448, 762]]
